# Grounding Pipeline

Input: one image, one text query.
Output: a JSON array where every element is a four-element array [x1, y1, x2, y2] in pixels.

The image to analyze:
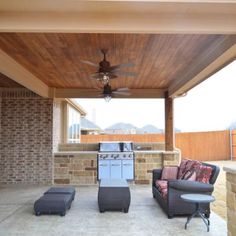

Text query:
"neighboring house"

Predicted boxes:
[[81, 117, 102, 135], [137, 125, 164, 134], [104, 123, 137, 134]]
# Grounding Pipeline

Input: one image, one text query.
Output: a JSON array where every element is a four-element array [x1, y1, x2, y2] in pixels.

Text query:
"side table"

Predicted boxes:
[[181, 194, 215, 232]]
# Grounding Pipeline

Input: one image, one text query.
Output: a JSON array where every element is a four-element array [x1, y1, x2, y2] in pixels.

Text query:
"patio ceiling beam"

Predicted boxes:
[[0, 48, 49, 97], [53, 88, 166, 99], [168, 36, 236, 98], [0, 1, 236, 34]]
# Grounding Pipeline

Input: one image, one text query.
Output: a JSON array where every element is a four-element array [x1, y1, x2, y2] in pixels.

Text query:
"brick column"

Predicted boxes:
[[224, 167, 236, 236]]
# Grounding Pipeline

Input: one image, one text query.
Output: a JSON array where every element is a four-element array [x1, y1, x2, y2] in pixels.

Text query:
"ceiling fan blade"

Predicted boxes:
[[112, 71, 137, 77], [112, 91, 130, 96], [90, 73, 101, 79], [109, 62, 135, 71], [81, 60, 99, 68], [116, 87, 129, 92]]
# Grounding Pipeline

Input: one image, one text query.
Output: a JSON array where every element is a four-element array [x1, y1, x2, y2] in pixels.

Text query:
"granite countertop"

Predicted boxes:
[[54, 151, 98, 155], [223, 166, 236, 174], [54, 150, 177, 155], [134, 150, 164, 154]]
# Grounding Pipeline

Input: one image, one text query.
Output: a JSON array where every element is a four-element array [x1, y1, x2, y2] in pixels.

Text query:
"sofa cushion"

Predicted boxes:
[[161, 166, 178, 180], [178, 159, 201, 179], [196, 165, 213, 183], [155, 180, 168, 199]]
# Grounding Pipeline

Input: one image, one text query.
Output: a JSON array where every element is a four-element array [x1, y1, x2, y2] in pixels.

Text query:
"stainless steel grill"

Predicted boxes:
[[97, 142, 134, 180]]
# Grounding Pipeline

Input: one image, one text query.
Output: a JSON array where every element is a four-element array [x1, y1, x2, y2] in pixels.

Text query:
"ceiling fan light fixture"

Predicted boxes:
[[101, 74, 110, 85], [104, 94, 112, 102]]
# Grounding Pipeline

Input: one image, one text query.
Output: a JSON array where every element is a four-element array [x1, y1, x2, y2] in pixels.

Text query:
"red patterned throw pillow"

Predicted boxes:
[[196, 165, 213, 184], [181, 170, 197, 181], [161, 166, 178, 180], [177, 159, 201, 179]]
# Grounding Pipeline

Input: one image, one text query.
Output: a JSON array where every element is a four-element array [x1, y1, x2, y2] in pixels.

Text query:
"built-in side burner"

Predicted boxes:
[[97, 142, 135, 180]]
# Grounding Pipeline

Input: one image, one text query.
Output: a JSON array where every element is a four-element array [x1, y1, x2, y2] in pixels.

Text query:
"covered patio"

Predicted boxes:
[[0, 0, 236, 235], [0, 185, 226, 236]]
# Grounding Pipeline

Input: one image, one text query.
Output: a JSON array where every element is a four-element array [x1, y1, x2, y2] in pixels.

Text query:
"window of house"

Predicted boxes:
[[68, 105, 81, 143]]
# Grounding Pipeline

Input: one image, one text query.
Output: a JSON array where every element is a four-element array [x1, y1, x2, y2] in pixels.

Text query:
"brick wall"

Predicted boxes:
[[0, 89, 54, 184]]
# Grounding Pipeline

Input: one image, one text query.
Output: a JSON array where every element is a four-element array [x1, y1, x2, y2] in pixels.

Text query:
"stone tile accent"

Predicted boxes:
[[54, 153, 98, 185], [163, 151, 180, 166], [0, 89, 54, 184], [134, 142, 165, 150], [135, 153, 163, 185], [224, 167, 236, 236]]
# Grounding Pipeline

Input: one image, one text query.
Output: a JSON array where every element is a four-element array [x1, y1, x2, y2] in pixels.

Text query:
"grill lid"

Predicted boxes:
[[99, 142, 121, 152], [99, 141, 133, 152]]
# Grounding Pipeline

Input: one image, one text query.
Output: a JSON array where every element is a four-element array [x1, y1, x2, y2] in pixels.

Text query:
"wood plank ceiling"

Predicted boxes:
[[0, 33, 233, 92]]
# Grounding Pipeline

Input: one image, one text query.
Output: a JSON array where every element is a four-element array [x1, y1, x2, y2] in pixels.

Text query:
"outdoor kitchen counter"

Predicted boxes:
[[53, 150, 180, 185]]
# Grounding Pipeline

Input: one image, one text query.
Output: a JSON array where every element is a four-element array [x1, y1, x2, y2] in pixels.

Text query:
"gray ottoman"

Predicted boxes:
[[34, 194, 72, 216], [44, 187, 76, 200], [98, 179, 131, 213]]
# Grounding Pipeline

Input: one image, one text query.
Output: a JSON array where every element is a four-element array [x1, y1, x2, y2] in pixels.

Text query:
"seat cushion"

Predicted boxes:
[[161, 166, 178, 180], [44, 187, 76, 200], [155, 180, 168, 199], [34, 194, 72, 216]]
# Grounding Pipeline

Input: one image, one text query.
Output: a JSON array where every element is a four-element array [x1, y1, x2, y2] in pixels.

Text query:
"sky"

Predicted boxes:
[[76, 60, 236, 132]]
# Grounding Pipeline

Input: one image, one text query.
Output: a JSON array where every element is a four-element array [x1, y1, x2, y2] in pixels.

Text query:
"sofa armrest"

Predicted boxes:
[[152, 169, 162, 186], [168, 180, 214, 193]]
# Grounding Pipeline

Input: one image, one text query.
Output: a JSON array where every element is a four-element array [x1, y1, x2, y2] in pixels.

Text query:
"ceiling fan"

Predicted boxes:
[[98, 83, 130, 101], [81, 49, 136, 84]]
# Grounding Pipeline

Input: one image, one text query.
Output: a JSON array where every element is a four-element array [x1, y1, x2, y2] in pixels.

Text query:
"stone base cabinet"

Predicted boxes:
[[224, 167, 236, 236]]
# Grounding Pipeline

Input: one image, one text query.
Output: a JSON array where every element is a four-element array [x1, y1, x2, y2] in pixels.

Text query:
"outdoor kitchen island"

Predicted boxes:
[[53, 142, 180, 185]]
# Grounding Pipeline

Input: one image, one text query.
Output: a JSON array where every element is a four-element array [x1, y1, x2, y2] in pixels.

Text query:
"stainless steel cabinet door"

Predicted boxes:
[[98, 160, 110, 179], [122, 160, 134, 180], [110, 160, 122, 179]]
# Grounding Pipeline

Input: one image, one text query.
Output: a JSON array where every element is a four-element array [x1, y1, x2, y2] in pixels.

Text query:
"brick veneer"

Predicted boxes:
[[0, 89, 54, 184]]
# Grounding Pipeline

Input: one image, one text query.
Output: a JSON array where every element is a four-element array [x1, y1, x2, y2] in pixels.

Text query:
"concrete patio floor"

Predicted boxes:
[[0, 185, 226, 236]]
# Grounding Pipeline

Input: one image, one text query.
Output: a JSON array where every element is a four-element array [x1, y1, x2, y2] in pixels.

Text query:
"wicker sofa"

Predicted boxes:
[[152, 160, 220, 218]]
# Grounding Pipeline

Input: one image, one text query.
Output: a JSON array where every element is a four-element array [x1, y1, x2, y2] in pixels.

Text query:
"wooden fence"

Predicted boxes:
[[231, 130, 236, 160], [81, 130, 233, 161]]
